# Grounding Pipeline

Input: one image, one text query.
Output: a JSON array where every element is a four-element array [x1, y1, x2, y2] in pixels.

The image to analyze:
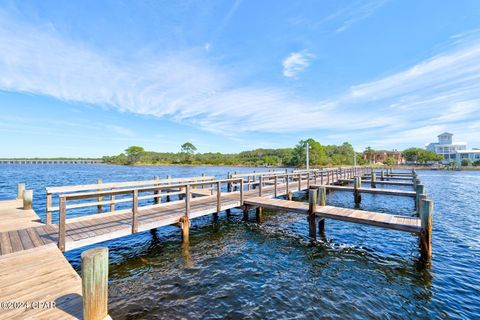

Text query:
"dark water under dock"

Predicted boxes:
[[0, 165, 479, 319]]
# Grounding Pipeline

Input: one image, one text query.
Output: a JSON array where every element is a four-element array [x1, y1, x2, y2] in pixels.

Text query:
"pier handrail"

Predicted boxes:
[[46, 175, 215, 224], [57, 177, 244, 251]]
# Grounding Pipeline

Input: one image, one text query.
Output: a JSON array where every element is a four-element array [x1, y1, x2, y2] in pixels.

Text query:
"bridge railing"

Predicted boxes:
[[57, 178, 243, 251]]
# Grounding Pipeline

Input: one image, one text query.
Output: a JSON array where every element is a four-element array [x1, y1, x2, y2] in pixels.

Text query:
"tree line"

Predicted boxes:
[[102, 139, 367, 167]]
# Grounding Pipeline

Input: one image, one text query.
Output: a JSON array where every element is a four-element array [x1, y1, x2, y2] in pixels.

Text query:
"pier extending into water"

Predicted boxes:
[[0, 167, 432, 319]]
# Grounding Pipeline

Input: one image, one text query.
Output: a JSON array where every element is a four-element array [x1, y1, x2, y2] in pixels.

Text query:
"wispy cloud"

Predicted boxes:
[[1, 8, 480, 149], [282, 50, 315, 78], [324, 0, 388, 33]]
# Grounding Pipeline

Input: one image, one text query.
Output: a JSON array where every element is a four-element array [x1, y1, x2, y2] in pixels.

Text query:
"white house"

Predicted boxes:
[[426, 132, 467, 164], [456, 149, 480, 166]]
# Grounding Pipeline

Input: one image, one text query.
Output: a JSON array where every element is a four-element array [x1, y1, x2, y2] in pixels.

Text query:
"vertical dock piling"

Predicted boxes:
[[81, 247, 109, 320], [317, 187, 326, 235], [22, 189, 33, 210], [308, 188, 317, 240], [419, 199, 433, 262], [17, 183, 25, 200]]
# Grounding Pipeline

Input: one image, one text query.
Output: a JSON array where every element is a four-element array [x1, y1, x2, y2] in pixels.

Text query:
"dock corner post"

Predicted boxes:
[[58, 196, 66, 252], [81, 247, 109, 320], [285, 174, 289, 196], [371, 172, 377, 188], [298, 173, 302, 191], [46, 191, 52, 224], [97, 178, 103, 213], [154, 176, 159, 204], [227, 172, 232, 192], [317, 187, 326, 235], [308, 188, 318, 241], [307, 172, 310, 188], [181, 185, 190, 243], [132, 190, 138, 234], [17, 183, 25, 199], [419, 199, 433, 262], [22, 189, 33, 210], [354, 176, 362, 205]]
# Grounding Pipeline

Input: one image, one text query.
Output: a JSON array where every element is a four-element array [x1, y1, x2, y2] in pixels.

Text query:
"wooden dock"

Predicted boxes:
[[244, 197, 421, 233], [337, 178, 414, 186], [313, 184, 417, 197], [0, 167, 433, 319]]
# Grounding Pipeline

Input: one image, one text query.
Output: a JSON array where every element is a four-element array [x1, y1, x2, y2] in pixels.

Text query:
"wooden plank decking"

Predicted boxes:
[[244, 197, 421, 233], [311, 184, 417, 197], [0, 244, 84, 319], [0, 199, 44, 233]]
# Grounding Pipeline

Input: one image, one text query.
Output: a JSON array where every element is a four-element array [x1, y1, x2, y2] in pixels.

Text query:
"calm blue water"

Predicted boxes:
[[0, 165, 479, 319]]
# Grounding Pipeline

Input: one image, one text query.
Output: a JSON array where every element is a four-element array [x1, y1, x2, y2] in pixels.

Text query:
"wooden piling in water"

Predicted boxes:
[[17, 183, 25, 200], [353, 176, 362, 204], [317, 187, 326, 234], [371, 172, 377, 188], [381, 171, 385, 181], [256, 207, 263, 223], [308, 189, 317, 240], [81, 247, 109, 320], [243, 205, 249, 221], [419, 198, 433, 262], [22, 189, 33, 210], [132, 189, 138, 233], [415, 184, 425, 212], [166, 175, 171, 202]]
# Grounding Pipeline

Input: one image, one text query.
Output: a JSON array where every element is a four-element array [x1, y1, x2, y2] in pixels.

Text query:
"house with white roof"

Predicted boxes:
[[426, 132, 467, 164]]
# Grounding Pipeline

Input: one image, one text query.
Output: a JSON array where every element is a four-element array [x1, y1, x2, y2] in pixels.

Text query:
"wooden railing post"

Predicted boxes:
[[419, 199, 433, 262], [81, 247, 109, 320], [371, 172, 377, 188], [274, 175, 278, 198], [58, 196, 66, 252], [416, 184, 425, 213], [307, 172, 310, 188], [181, 184, 190, 243], [22, 189, 33, 210], [308, 188, 317, 240], [166, 175, 171, 202], [97, 178, 103, 213], [259, 176, 263, 197], [381, 170, 385, 181], [216, 181, 221, 214], [154, 176, 160, 204], [17, 183, 25, 199], [298, 173, 301, 191], [240, 179, 244, 205], [46, 192, 52, 224], [247, 176, 251, 191], [132, 190, 138, 234]]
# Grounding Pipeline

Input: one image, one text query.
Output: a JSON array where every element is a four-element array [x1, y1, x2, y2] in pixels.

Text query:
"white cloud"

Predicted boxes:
[[324, 0, 388, 33], [1, 9, 480, 150], [282, 50, 315, 78]]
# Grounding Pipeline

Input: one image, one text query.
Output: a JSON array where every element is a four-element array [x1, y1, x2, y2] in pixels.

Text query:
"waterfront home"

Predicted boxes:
[[363, 150, 405, 165], [456, 149, 480, 166], [426, 132, 466, 164]]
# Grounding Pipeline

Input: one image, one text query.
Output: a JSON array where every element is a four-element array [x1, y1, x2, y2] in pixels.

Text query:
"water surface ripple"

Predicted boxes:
[[0, 165, 479, 319]]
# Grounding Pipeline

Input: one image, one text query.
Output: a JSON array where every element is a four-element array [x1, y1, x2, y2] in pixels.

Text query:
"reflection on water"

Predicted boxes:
[[0, 165, 479, 318]]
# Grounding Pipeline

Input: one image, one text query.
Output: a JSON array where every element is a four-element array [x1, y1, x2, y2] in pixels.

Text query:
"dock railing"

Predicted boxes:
[[46, 175, 215, 224], [57, 178, 243, 251]]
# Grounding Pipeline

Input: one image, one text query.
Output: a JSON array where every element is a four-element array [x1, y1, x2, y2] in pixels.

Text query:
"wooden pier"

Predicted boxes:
[[0, 167, 433, 319]]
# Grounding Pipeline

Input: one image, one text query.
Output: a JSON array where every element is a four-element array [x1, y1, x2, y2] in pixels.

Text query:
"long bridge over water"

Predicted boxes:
[[0, 167, 432, 319]]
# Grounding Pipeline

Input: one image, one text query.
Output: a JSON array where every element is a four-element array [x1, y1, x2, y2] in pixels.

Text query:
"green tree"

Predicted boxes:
[[384, 157, 396, 166], [291, 138, 326, 167], [124, 146, 145, 164], [180, 142, 197, 163], [403, 148, 443, 163]]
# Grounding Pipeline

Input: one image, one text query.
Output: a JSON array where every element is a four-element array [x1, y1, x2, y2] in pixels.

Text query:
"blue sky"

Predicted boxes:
[[1, 0, 480, 157]]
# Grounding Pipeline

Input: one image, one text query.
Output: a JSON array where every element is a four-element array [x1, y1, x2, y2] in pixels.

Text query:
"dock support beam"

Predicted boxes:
[[81, 247, 109, 320], [308, 188, 317, 241], [97, 178, 103, 213], [154, 176, 160, 204], [419, 199, 433, 262], [22, 189, 33, 210]]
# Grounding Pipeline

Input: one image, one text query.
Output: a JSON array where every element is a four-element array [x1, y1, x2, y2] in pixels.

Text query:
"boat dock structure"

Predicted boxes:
[[0, 167, 433, 319]]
